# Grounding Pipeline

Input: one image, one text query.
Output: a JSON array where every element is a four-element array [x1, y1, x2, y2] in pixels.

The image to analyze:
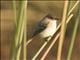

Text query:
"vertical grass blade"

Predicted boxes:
[[11, 1, 27, 60], [67, 2, 80, 60], [16, 1, 27, 60], [11, 0, 17, 60], [57, 1, 69, 60], [23, 1, 27, 60], [12, 0, 17, 25]]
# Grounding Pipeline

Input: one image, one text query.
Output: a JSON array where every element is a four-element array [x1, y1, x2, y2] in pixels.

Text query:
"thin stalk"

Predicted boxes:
[[16, 13, 25, 60], [11, 1, 17, 59], [16, 17, 25, 60], [11, 1, 27, 60], [23, 1, 27, 60], [12, 0, 17, 25], [23, 19, 27, 60], [11, 0, 17, 60], [16, 1, 27, 60], [67, 2, 80, 60], [32, 37, 52, 60], [57, 1, 69, 60], [15, 1, 25, 47], [68, 1, 80, 15], [41, 33, 60, 60]]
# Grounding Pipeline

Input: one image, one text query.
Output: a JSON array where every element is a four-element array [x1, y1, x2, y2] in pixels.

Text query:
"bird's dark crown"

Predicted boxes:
[[45, 14, 59, 20], [45, 14, 53, 19]]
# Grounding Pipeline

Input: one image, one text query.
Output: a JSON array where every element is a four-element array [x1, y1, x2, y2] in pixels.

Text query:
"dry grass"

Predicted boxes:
[[1, 1, 80, 60]]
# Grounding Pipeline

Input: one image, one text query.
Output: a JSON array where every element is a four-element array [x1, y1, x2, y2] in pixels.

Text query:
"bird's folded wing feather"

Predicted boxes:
[[32, 20, 48, 37]]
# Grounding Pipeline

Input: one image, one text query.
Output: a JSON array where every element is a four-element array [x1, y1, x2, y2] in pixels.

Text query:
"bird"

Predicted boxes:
[[26, 14, 59, 46]]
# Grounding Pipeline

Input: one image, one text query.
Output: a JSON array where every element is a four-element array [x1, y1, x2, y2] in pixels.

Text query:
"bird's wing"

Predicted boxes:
[[32, 20, 48, 37]]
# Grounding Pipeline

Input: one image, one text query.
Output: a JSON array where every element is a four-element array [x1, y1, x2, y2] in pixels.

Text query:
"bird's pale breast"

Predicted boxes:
[[40, 20, 57, 38]]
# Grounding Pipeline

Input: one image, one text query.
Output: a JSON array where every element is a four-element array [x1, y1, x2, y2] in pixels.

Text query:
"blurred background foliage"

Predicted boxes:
[[1, 1, 80, 60]]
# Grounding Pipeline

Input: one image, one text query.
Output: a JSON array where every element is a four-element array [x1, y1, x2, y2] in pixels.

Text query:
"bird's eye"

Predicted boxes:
[[54, 18, 59, 20]]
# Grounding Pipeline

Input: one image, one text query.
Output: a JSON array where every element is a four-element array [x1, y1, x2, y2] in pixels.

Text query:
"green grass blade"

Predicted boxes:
[[16, 1, 27, 60], [67, 2, 80, 60], [12, 0, 17, 25], [11, 1, 27, 60]]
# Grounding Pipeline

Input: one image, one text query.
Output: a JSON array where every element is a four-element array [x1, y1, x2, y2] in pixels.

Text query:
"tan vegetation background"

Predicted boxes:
[[1, 1, 80, 60]]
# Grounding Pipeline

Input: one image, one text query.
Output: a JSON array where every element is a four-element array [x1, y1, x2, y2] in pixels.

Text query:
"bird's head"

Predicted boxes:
[[45, 14, 59, 21]]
